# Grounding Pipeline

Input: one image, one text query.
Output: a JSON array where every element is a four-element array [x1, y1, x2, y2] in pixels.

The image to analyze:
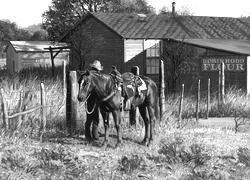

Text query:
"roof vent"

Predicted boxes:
[[172, 2, 176, 16], [137, 13, 147, 21]]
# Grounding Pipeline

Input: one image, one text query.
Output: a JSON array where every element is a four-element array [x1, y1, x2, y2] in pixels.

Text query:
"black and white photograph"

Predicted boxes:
[[0, 0, 250, 179]]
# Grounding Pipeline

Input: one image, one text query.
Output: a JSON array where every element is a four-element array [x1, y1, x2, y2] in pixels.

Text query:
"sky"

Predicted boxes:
[[0, 0, 249, 28]]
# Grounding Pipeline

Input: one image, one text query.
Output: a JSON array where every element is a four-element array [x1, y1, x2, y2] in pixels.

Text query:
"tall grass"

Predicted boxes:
[[0, 69, 250, 179]]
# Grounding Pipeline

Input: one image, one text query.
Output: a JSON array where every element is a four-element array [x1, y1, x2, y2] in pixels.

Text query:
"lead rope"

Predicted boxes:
[[85, 99, 97, 114]]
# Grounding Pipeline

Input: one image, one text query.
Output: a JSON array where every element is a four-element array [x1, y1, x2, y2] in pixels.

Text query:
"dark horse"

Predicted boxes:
[[77, 70, 122, 147], [78, 70, 159, 146], [122, 72, 159, 146]]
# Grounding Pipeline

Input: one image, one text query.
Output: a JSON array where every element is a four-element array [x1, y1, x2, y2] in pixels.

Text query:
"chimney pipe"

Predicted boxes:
[[172, 2, 176, 16]]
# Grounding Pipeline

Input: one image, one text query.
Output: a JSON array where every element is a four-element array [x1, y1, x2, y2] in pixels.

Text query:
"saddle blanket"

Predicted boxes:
[[138, 77, 147, 91]]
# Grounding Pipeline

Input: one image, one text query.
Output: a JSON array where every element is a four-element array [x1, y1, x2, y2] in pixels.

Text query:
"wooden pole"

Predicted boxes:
[[196, 79, 200, 122], [178, 84, 184, 128], [160, 60, 166, 119], [49, 46, 55, 76], [218, 68, 221, 109], [0, 88, 9, 129], [63, 60, 66, 97], [221, 62, 225, 105], [17, 91, 23, 129], [66, 71, 79, 134], [131, 66, 139, 76], [40, 83, 46, 142], [206, 78, 210, 119]]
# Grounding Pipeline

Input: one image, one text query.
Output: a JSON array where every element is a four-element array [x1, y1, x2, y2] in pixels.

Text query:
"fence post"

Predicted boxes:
[[17, 91, 23, 129], [218, 68, 221, 109], [66, 71, 79, 135], [221, 62, 225, 104], [206, 78, 210, 119], [178, 84, 184, 128], [40, 83, 46, 142], [0, 88, 9, 129], [196, 79, 200, 122], [160, 60, 166, 119], [63, 60, 66, 97]]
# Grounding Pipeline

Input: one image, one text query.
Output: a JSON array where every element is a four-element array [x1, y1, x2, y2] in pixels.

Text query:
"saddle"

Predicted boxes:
[[121, 72, 143, 99]]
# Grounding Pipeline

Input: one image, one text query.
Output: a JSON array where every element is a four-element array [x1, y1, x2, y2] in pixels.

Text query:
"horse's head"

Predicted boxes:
[[77, 70, 93, 102]]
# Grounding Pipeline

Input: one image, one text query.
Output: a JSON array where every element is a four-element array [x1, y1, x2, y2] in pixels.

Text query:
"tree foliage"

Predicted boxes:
[[42, 0, 155, 40], [0, 20, 48, 57]]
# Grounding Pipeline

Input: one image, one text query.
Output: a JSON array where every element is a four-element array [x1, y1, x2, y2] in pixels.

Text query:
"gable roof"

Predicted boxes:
[[67, 12, 250, 40], [9, 41, 69, 52]]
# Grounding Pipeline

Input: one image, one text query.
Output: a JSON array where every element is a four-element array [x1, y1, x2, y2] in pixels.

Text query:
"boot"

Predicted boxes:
[[92, 123, 99, 140]]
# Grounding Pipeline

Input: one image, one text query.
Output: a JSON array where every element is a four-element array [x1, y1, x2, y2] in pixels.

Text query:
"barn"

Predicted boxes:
[[6, 41, 70, 73], [61, 11, 250, 93]]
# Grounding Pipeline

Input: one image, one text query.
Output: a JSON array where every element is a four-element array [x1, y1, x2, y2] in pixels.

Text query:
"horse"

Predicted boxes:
[[122, 72, 160, 146], [77, 70, 122, 147]]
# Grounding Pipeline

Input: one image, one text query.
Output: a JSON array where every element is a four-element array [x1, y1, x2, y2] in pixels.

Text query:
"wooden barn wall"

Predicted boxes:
[[163, 41, 247, 94], [6, 45, 18, 73], [68, 17, 124, 74]]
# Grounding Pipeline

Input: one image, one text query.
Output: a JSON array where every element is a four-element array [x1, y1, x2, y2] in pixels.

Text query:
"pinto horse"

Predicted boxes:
[[77, 70, 122, 147], [122, 72, 160, 146]]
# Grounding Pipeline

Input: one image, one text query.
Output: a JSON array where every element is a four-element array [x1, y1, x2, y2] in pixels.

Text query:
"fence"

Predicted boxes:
[[177, 62, 226, 127], [0, 61, 67, 141]]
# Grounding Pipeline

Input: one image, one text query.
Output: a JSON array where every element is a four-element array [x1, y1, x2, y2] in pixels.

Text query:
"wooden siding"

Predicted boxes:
[[124, 39, 144, 73], [163, 41, 248, 93], [68, 17, 124, 74]]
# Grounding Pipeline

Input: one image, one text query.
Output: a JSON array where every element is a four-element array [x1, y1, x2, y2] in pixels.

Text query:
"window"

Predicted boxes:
[[145, 40, 160, 74]]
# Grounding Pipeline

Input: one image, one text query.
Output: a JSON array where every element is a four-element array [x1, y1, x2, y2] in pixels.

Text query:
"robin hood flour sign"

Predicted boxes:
[[202, 56, 245, 71]]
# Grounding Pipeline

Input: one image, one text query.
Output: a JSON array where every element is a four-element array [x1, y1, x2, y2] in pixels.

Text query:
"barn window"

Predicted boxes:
[[145, 40, 160, 74]]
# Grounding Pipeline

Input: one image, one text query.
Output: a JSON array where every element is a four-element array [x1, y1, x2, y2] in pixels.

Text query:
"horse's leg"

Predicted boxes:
[[112, 110, 122, 147], [138, 105, 150, 146], [101, 110, 109, 147], [148, 105, 156, 146]]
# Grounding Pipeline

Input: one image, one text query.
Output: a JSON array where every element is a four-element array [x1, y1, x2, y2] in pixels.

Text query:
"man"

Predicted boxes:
[[85, 60, 103, 141]]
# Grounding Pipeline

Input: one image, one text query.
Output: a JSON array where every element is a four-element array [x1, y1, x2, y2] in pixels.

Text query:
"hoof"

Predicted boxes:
[[140, 138, 150, 146], [115, 141, 123, 148]]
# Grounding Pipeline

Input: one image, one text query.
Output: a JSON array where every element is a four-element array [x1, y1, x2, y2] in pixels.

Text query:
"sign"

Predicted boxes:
[[201, 57, 245, 71]]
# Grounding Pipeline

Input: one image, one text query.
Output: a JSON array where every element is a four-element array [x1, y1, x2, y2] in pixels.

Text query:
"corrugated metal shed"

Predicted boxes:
[[10, 41, 69, 52], [180, 39, 250, 55], [91, 13, 250, 40]]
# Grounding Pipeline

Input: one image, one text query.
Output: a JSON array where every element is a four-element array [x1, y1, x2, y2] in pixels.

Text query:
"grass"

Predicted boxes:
[[0, 68, 250, 179]]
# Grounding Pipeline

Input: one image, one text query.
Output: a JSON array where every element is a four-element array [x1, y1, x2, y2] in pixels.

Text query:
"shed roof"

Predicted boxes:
[[10, 41, 69, 52], [180, 39, 250, 55], [83, 12, 250, 40]]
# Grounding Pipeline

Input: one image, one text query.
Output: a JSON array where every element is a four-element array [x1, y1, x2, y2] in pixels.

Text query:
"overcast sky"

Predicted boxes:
[[0, 0, 249, 28]]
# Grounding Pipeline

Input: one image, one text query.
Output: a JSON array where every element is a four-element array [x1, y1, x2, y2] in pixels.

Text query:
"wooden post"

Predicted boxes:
[[178, 84, 184, 128], [63, 60, 66, 97], [0, 88, 9, 129], [218, 68, 221, 109], [17, 91, 23, 129], [40, 83, 46, 142], [196, 79, 200, 122], [221, 62, 225, 105], [131, 66, 139, 75], [206, 78, 210, 119], [160, 60, 166, 119], [66, 71, 79, 134], [49, 46, 55, 76]]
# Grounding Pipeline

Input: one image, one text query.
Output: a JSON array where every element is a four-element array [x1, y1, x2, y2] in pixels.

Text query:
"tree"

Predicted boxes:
[[30, 31, 48, 40], [163, 40, 199, 93], [42, 0, 155, 40]]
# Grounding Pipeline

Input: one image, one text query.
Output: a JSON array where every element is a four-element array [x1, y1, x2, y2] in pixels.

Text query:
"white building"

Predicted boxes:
[[6, 41, 69, 73]]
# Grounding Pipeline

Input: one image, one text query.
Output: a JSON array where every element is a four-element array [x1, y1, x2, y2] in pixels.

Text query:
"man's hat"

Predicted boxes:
[[89, 60, 103, 71]]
